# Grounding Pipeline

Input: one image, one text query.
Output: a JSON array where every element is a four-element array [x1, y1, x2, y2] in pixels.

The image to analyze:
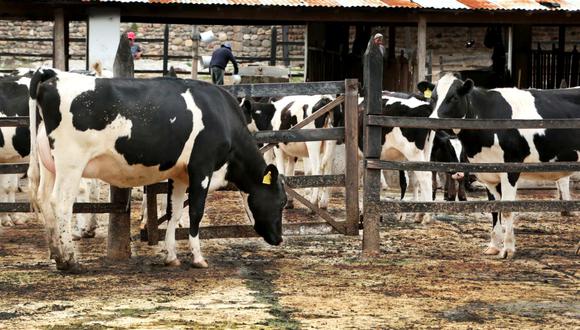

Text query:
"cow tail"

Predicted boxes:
[[27, 68, 56, 214]]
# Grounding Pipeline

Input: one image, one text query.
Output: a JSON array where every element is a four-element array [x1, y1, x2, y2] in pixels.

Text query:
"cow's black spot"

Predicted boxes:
[[37, 79, 62, 136], [279, 102, 297, 130], [0, 129, 4, 148], [12, 127, 30, 157]]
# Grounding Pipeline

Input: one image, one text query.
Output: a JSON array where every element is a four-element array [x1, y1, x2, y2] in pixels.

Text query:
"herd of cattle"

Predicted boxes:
[[0, 64, 578, 272]]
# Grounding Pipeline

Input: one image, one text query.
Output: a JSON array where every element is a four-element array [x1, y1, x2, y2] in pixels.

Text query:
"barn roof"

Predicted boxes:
[[79, 0, 580, 11]]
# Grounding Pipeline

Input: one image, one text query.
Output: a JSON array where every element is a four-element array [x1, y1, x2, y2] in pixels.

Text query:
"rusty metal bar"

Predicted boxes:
[[368, 116, 580, 130], [371, 200, 580, 214], [140, 222, 339, 241], [367, 159, 580, 173]]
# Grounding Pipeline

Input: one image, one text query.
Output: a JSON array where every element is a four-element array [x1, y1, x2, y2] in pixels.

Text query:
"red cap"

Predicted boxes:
[[127, 32, 136, 40]]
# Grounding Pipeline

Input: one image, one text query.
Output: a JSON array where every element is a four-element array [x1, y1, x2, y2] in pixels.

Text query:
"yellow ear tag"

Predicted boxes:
[[424, 88, 432, 99], [262, 171, 272, 185]]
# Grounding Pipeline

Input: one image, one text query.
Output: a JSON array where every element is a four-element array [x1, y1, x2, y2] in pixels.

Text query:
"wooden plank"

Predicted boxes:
[[367, 160, 580, 173], [141, 222, 340, 241], [0, 117, 30, 127], [259, 95, 345, 153], [254, 127, 344, 144], [284, 186, 345, 234], [0, 163, 28, 174], [191, 25, 199, 80], [146, 188, 159, 245], [146, 174, 345, 196], [107, 187, 132, 260], [416, 15, 427, 85], [344, 79, 360, 235], [367, 116, 580, 130], [53, 8, 66, 70], [223, 81, 345, 98], [362, 34, 384, 257], [0, 202, 127, 213], [285, 175, 345, 188], [371, 200, 580, 214]]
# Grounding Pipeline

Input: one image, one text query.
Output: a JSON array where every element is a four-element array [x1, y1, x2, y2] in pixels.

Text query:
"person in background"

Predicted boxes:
[[209, 42, 239, 85], [127, 31, 143, 60]]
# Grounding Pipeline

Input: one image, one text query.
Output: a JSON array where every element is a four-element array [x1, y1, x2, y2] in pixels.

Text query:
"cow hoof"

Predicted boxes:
[[165, 259, 181, 267], [499, 248, 515, 259], [284, 200, 294, 209], [483, 246, 501, 255], [561, 211, 573, 217], [417, 214, 432, 224], [191, 259, 209, 269], [1, 219, 14, 227], [56, 261, 84, 274]]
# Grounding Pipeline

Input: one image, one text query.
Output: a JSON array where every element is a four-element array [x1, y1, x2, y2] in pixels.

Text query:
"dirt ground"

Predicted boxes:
[[0, 188, 578, 329]]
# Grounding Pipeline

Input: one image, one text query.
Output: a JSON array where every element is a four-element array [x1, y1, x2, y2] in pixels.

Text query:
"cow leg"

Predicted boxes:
[[140, 190, 148, 229], [187, 167, 213, 269], [0, 175, 13, 226], [164, 179, 188, 266], [37, 161, 60, 261], [319, 140, 336, 210], [431, 171, 437, 201], [49, 159, 87, 272], [72, 179, 97, 240], [7, 174, 26, 225], [446, 174, 457, 201], [457, 178, 467, 201], [414, 170, 432, 224], [499, 175, 519, 259], [305, 142, 323, 208], [399, 171, 408, 200], [484, 185, 503, 255], [556, 177, 572, 217], [319, 156, 332, 209]]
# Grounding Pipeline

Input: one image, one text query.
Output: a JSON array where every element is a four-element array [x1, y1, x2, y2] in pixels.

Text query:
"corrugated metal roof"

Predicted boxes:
[[81, 0, 580, 10]]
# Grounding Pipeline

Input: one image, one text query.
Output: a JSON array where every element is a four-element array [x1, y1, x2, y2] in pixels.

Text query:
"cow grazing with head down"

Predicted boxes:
[[427, 72, 579, 258], [28, 69, 285, 272]]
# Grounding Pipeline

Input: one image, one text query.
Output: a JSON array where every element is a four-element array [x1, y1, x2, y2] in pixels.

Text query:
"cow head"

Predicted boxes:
[[240, 98, 275, 132], [421, 73, 474, 120], [242, 164, 285, 246]]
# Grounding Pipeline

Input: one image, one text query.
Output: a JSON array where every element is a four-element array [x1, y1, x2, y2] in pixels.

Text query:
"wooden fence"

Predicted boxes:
[[140, 79, 360, 245], [531, 44, 579, 89], [362, 37, 580, 256]]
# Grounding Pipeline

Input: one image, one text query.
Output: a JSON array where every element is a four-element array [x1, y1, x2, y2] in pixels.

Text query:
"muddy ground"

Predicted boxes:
[[0, 188, 578, 329]]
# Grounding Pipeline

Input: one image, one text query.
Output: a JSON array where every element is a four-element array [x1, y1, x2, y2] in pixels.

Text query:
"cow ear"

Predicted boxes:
[[417, 81, 435, 93], [262, 164, 279, 185], [458, 79, 474, 96]]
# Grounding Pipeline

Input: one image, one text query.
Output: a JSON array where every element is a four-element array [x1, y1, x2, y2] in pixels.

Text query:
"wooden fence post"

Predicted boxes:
[[344, 78, 359, 235], [108, 33, 133, 260], [53, 8, 68, 71], [362, 34, 383, 257]]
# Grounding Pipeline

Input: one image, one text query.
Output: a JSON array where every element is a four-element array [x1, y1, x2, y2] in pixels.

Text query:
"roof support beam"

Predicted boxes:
[[416, 15, 427, 86]]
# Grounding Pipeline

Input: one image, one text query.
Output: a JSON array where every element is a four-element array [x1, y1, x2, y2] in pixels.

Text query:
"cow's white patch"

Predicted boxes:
[[170, 116, 176, 123], [201, 176, 209, 189], [449, 138, 462, 163], [468, 134, 504, 185], [246, 119, 258, 133], [385, 95, 428, 109], [255, 110, 262, 115], [495, 88, 546, 162], [433, 73, 456, 115], [16, 76, 30, 87], [189, 234, 204, 263], [208, 163, 228, 192]]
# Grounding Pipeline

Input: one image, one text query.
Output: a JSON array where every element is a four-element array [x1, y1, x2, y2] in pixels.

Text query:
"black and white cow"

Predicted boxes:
[[428, 72, 578, 258], [28, 69, 285, 272], [0, 72, 101, 234], [430, 130, 467, 202], [242, 95, 340, 209]]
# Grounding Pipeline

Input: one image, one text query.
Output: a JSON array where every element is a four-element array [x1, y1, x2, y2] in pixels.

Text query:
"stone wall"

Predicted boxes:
[[0, 20, 578, 78]]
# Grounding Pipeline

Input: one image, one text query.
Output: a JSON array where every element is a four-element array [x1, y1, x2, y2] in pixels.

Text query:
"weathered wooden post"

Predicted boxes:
[[108, 33, 133, 260], [53, 8, 69, 71], [362, 34, 383, 256], [344, 78, 359, 235]]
